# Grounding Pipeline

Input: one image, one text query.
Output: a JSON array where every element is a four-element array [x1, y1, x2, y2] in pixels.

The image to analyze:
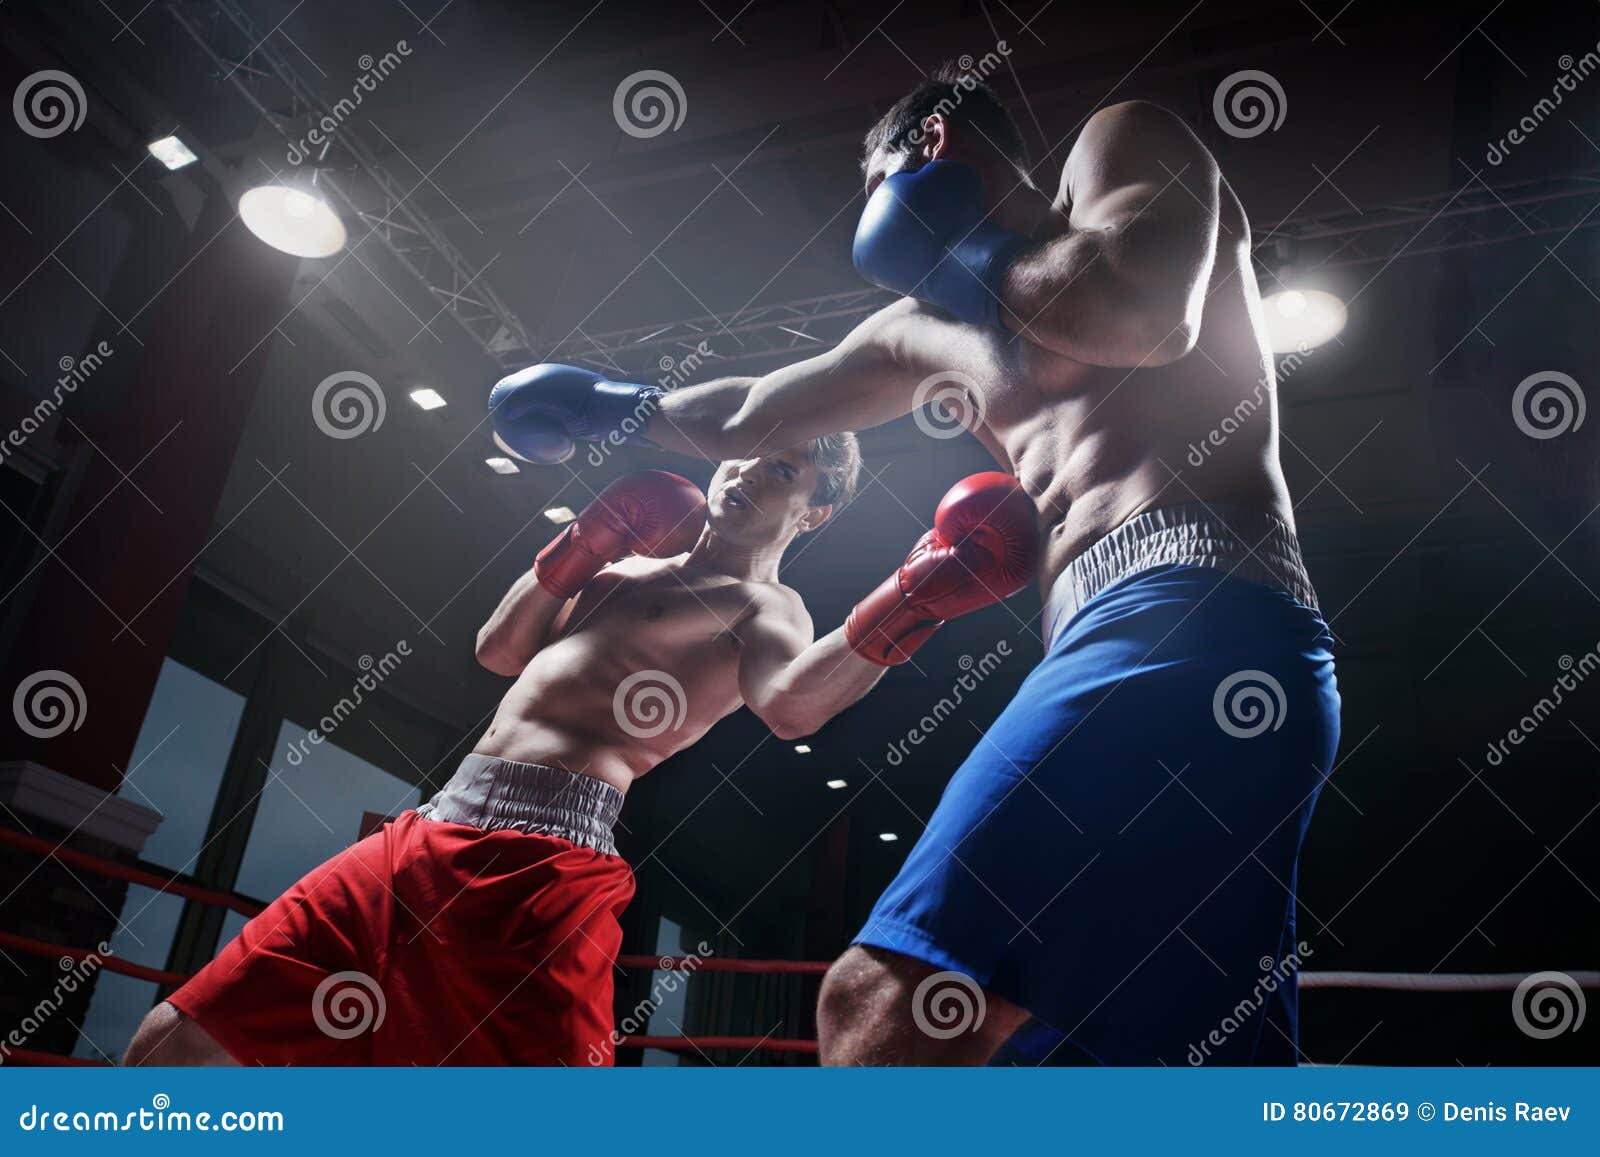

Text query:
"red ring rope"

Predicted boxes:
[[616, 954, 828, 974]]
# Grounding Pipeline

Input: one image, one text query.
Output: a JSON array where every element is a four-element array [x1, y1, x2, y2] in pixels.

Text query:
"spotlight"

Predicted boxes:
[[826, 779, 847, 790], [485, 457, 519, 475], [147, 135, 197, 171], [238, 183, 346, 257], [409, 388, 447, 411], [793, 744, 811, 755], [543, 506, 576, 524], [878, 832, 899, 842], [1261, 288, 1346, 354]]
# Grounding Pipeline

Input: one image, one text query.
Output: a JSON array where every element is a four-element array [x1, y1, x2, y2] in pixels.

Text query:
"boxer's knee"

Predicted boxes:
[[124, 1001, 233, 1066]]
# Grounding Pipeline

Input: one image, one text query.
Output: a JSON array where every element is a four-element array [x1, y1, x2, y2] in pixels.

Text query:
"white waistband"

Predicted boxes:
[[415, 754, 624, 855], [1041, 503, 1319, 645]]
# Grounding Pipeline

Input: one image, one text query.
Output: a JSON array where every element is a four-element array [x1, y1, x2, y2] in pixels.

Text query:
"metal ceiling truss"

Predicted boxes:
[[167, 0, 535, 367]]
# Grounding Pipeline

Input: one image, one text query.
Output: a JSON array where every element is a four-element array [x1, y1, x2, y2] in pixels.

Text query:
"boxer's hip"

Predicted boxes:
[[417, 753, 625, 856], [1042, 501, 1319, 647]]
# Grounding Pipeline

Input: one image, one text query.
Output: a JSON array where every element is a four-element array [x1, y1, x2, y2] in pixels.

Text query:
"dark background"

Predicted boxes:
[[0, 0, 1596, 1065]]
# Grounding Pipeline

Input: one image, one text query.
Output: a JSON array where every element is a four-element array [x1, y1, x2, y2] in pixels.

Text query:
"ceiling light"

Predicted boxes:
[[238, 184, 346, 257], [543, 506, 576, 524], [878, 832, 899, 842], [1261, 288, 1346, 353], [793, 744, 811, 754], [409, 388, 447, 411], [147, 135, 197, 171], [486, 457, 519, 475], [826, 779, 847, 790]]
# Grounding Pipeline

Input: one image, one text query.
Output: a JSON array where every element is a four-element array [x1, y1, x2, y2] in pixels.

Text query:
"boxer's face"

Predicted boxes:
[[707, 450, 831, 545]]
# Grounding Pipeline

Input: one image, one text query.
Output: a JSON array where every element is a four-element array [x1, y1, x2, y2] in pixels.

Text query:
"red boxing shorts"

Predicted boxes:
[[169, 758, 634, 1065]]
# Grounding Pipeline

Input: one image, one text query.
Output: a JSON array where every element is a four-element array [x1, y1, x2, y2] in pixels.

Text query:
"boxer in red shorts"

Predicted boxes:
[[124, 439, 1037, 1066]]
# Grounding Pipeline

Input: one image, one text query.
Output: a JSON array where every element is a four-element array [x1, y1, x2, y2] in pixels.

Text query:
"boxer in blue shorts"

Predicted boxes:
[[492, 68, 1341, 1064]]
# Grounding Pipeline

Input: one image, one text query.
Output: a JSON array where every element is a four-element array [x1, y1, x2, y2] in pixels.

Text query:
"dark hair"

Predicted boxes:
[[807, 431, 862, 508], [861, 61, 1029, 175]]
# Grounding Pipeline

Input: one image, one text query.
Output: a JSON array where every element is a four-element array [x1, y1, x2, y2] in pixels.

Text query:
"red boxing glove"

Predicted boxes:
[[846, 472, 1038, 666], [535, 470, 707, 600]]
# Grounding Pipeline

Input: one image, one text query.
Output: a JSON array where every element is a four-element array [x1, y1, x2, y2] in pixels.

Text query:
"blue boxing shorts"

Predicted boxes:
[[855, 504, 1340, 1066]]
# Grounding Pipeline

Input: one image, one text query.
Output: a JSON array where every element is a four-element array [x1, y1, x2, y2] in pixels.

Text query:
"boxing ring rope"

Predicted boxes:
[[2, 824, 1596, 1064]]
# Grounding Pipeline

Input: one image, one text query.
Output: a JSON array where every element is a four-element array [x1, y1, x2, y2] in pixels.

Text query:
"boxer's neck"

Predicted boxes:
[[684, 529, 784, 583]]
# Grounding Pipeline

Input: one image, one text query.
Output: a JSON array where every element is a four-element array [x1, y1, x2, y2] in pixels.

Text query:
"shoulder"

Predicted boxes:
[[1067, 101, 1210, 174], [738, 580, 812, 633]]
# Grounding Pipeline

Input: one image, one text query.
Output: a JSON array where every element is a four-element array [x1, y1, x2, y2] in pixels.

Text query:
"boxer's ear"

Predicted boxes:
[[797, 504, 833, 534]]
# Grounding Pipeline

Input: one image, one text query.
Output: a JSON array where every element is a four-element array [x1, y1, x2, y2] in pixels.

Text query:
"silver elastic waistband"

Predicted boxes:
[[415, 754, 624, 856], [1042, 503, 1319, 645]]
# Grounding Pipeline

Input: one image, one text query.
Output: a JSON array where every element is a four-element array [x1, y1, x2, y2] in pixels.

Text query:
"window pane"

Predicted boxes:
[[72, 885, 182, 1062]]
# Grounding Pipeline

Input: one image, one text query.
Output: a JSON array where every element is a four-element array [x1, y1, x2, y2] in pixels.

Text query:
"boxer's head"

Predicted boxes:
[[860, 61, 1031, 206], [707, 432, 861, 548]]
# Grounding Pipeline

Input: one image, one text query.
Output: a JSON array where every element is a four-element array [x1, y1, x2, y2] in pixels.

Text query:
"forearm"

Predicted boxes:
[[647, 374, 759, 458], [754, 626, 886, 740], [475, 568, 566, 675]]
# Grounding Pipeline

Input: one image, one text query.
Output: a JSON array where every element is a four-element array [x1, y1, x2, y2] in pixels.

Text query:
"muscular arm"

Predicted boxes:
[[474, 566, 569, 677], [648, 301, 924, 460], [736, 595, 886, 741], [1000, 101, 1221, 368]]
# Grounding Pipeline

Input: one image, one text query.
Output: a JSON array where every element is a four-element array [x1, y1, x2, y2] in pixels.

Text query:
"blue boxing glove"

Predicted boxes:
[[488, 364, 661, 465], [852, 160, 1025, 329]]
